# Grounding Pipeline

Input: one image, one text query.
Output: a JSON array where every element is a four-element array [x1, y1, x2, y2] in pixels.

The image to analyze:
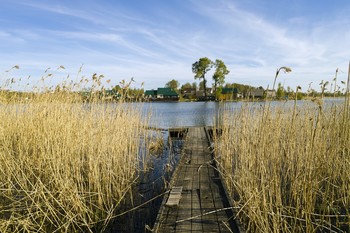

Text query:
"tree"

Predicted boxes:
[[276, 82, 285, 99], [165, 79, 180, 90], [192, 57, 213, 98], [181, 82, 192, 90], [225, 82, 252, 97], [191, 82, 197, 90], [112, 85, 122, 93], [199, 80, 206, 90], [215, 86, 223, 100], [212, 59, 229, 99]]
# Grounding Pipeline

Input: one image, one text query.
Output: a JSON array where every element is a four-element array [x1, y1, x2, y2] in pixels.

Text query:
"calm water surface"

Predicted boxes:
[[140, 101, 245, 128], [138, 98, 345, 128]]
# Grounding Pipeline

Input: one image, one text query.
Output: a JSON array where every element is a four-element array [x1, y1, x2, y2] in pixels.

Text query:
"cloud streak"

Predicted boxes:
[[1, 0, 350, 91]]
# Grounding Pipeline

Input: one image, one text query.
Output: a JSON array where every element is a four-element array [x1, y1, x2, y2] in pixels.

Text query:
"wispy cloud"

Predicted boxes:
[[187, 0, 350, 89], [2, 0, 350, 91]]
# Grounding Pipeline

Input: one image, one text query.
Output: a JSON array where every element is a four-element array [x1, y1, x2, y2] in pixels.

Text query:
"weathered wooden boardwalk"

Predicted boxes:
[[154, 127, 242, 233]]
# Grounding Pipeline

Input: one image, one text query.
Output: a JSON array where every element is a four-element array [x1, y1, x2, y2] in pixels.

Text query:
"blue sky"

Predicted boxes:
[[1, 0, 350, 92]]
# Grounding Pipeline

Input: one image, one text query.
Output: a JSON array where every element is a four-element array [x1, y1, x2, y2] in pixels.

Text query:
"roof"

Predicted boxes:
[[144, 90, 157, 96], [157, 88, 178, 96]]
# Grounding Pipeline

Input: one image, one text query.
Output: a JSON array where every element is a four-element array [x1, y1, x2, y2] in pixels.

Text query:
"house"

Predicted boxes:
[[156, 88, 179, 99], [265, 90, 276, 98], [219, 88, 240, 101], [181, 88, 196, 99], [247, 89, 265, 99], [144, 88, 179, 101], [144, 90, 157, 99], [196, 90, 205, 97], [196, 88, 215, 101]]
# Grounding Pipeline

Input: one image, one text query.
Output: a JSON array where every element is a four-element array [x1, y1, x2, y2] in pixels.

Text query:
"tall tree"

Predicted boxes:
[[165, 79, 180, 90], [191, 82, 197, 90], [192, 57, 213, 98], [199, 80, 206, 90], [212, 59, 229, 99]]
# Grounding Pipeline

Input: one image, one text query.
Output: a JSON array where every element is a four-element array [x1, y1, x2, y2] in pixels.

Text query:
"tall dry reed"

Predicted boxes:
[[0, 79, 148, 232], [215, 100, 350, 232]]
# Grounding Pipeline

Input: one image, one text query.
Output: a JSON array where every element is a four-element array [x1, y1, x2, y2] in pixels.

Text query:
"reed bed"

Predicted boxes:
[[0, 90, 148, 232], [215, 100, 350, 232]]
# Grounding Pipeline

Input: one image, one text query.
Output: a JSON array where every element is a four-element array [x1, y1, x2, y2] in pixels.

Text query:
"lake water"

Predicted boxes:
[[138, 98, 346, 128], [141, 101, 232, 128]]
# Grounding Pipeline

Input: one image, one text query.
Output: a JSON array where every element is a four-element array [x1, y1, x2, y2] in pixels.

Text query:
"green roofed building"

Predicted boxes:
[[144, 88, 179, 101], [144, 90, 157, 98], [156, 88, 178, 99]]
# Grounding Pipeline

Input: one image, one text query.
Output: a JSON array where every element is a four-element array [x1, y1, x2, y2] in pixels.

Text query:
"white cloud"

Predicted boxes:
[[185, 0, 350, 91], [2, 0, 350, 92]]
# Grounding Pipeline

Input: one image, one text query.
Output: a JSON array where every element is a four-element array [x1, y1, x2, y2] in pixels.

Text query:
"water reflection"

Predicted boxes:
[[111, 131, 184, 233]]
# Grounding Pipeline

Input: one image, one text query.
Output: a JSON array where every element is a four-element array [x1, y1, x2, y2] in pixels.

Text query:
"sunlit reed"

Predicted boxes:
[[0, 70, 149, 232], [215, 100, 350, 232]]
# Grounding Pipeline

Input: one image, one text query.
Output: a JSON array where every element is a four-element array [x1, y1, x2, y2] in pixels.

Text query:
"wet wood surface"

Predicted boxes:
[[154, 127, 242, 233]]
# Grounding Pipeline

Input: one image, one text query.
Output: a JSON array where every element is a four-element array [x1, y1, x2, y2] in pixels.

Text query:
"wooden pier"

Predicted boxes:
[[153, 127, 243, 233]]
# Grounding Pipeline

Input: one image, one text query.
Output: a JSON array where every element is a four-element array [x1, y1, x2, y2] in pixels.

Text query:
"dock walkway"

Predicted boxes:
[[154, 127, 241, 233]]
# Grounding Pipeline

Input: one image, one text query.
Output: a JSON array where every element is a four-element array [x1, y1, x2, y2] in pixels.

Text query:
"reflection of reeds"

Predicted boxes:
[[0, 70, 149, 232], [149, 134, 165, 154], [215, 102, 350, 232]]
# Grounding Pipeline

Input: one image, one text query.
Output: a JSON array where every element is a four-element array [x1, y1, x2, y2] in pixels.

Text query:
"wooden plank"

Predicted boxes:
[[176, 191, 192, 231], [154, 127, 242, 233]]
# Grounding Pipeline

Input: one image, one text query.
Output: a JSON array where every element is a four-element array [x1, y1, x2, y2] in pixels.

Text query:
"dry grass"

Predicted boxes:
[[0, 76, 149, 232], [215, 100, 350, 232]]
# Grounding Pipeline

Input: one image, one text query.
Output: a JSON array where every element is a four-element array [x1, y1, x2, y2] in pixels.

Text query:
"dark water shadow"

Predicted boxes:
[[108, 130, 185, 233]]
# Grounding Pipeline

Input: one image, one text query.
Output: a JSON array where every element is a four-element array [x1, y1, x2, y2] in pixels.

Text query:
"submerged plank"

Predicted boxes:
[[166, 186, 183, 207]]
